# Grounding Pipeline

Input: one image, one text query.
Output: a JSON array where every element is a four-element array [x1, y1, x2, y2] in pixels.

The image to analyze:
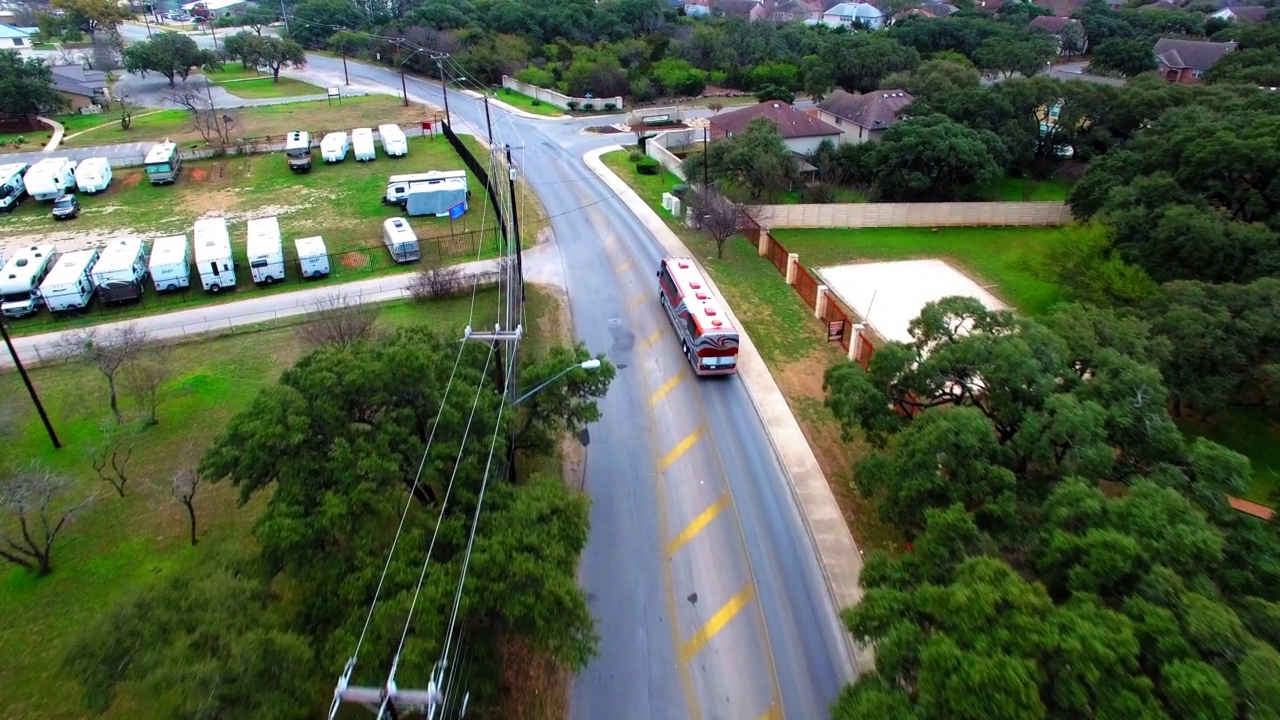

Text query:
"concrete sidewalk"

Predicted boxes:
[[583, 146, 872, 675], [37, 117, 64, 152], [1, 259, 500, 370]]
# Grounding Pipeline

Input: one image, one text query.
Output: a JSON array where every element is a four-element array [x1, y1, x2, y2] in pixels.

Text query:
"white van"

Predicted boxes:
[[295, 236, 330, 278], [24, 158, 78, 202], [194, 218, 236, 293], [39, 248, 100, 312], [0, 162, 29, 212], [246, 216, 286, 284], [92, 237, 149, 304], [74, 157, 113, 194], [382, 217, 420, 263], [352, 127, 376, 162], [149, 235, 191, 292], [0, 244, 59, 318], [378, 124, 408, 157], [320, 132, 349, 163]]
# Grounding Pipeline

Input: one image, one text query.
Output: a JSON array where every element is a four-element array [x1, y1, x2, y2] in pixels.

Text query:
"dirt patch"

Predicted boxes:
[[341, 252, 370, 269], [119, 172, 144, 190], [188, 163, 227, 183], [499, 635, 569, 720]]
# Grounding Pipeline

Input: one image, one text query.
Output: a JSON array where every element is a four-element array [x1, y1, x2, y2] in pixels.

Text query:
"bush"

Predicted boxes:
[[802, 183, 837, 203], [604, 102, 617, 111], [566, 100, 579, 110], [531, 99, 541, 106], [582, 102, 595, 111], [635, 158, 661, 175], [628, 148, 645, 162]]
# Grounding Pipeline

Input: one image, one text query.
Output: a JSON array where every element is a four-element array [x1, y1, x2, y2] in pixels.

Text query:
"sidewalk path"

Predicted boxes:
[[583, 145, 872, 674], [37, 116, 64, 152], [1, 259, 500, 370]]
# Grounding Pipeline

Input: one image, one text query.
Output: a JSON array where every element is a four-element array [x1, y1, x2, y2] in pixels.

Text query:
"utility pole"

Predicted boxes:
[[436, 56, 451, 125], [208, 18, 218, 52], [482, 93, 495, 146], [702, 125, 709, 189], [400, 63, 409, 107], [341, 41, 349, 85], [279, 0, 290, 36], [0, 320, 59, 450]]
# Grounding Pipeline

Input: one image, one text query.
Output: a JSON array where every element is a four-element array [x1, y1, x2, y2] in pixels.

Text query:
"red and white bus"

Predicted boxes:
[[657, 256, 740, 376]]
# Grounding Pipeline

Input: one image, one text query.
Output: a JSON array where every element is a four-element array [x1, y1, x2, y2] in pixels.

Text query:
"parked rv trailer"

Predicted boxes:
[[144, 141, 182, 185], [39, 248, 100, 312], [381, 217, 420, 263], [320, 132, 349, 163], [74, 157, 113, 194], [193, 218, 237, 292], [285, 130, 313, 173], [149, 235, 191, 292], [0, 244, 59, 318], [23, 158, 78, 201], [405, 177, 467, 218], [92, 237, 149, 303], [246, 216, 286, 284], [352, 127, 376, 161], [378, 124, 408, 157], [383, 170, 469, 205], [295, 236, 330, 278], [0, 162, 30, 212]]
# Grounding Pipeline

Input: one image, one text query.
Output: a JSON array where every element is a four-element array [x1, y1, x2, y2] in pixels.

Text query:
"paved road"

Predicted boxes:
[[20, 33, 854, 720]]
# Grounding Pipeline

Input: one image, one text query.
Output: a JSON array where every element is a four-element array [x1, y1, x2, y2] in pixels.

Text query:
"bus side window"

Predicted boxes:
[[685, 315, 699, 339]]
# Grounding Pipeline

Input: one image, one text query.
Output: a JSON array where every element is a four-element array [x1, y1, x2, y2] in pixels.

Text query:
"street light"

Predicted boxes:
[[512, 358, 602, 406]]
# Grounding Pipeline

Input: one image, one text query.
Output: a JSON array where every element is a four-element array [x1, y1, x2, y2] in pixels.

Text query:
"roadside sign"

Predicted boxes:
[[827, 319, 845, 343], [422, 120, 432, 130], [449, 202, 466, 220]]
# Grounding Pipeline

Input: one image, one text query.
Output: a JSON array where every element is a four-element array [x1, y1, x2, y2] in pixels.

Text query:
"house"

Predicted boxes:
[[709, 101, 843, 154], [0, 23, 31, 51], [1153, 38, 1238, 83], [919, 2, 960, 16], [685, 0, 713, 16], [748, 0, 821, 21], [1138, 0, 1182, 10], [815, 89, 914, 144], [975, 0, 1005, 12], [820, 2, 887, 29], [49, 64, 111, 111], [1029, 16, 1088, 55], [1210, 5, 1269, 21]]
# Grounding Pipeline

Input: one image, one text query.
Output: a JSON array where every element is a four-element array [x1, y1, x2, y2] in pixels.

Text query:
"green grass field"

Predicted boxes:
[[770, 226, 1072, 318], [0, 289, 515, 720], [1178, 409, 1280, 505], [0, 133, 546, 336], [494, 88, 565, 117], [985, 176, 1073, 202], [213, 76, 326, 100]]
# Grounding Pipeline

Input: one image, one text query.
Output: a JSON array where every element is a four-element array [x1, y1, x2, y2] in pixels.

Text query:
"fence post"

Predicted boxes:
[[785, 253, 799, 285], [757, 228, 770, 257], [848, 323, 866, 362], [814, 285, 829, 320]]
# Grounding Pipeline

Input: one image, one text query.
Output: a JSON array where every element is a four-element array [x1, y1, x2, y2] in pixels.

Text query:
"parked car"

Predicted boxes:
[[50, 194, 80, 220]]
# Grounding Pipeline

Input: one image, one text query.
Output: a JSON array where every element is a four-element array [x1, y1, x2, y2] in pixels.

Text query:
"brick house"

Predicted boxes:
[[815, 89, 914, 144], [709, 101, 842, 154], [1153, 38, 1239, 83]]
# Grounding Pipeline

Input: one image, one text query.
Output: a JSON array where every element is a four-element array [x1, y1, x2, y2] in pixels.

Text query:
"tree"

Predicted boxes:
[[121, 344, 174, 426], [51, 0, 131, 35], [974, 34, 1057, 80], [221, 30, 260, 70], [89, 29, 123, 71], [252, 35, 306, 81], [688, 186, 761, 259], [123, 31, 218, 87], [114, 88, 137, 131], [681, 117, 800, 199], [1090, 38, 1158, 77], [0, 464, 96, 575], [240, 3, 280, 34], [823, 34, 921, 94], [289, 0, 366, 47], [880, 55, 981, 101], [300, 292, 381, 349], [0, 50, 69, 119], [864, 115, 1006, 201], [167, 82, 232, 148], [171, 458, 201, 547], [86, 422, 137, 497], [58, 324, 149, 424]]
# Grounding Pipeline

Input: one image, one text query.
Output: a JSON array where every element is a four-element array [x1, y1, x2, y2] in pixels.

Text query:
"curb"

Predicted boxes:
[[582, 146, 873, 680]]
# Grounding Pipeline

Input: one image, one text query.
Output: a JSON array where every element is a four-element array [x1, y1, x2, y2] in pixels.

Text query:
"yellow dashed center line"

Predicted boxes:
[[756, 704, 783, 720], [666, 493, 731, 558], [649, 375, 684, 406], [680, 584, 755, 664], [616, 260, 634, 273], [659, 428, 703, 472], [639, 329, 663, 350]]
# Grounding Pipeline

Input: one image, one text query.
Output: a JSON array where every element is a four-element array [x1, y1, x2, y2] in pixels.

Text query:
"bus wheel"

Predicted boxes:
[[265, 275, 276, 285], [209, 283, 221, 293]]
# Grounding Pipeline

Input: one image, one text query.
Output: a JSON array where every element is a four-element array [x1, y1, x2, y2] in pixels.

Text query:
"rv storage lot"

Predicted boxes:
[[0, 134, 543, 335]]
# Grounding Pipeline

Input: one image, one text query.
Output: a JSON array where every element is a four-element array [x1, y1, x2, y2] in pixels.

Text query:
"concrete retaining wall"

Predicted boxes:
[[501, 75, 623, 112]]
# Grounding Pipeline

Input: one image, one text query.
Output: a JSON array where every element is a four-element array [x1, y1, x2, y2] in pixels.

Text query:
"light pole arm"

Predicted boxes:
[[512, 358, 602, 407]]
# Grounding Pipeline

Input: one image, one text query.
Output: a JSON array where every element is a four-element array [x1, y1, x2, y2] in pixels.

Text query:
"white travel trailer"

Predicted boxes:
[[295, 236, 330, 278], [0, 162, 29, 212], [144, 140, 182, 185], [378, 123, 408, 157], [74, 157, 113, 194], [285, 130, 313, 173], [194, 218, 236, 292], [382, 217, 420, 263], [0, 244, 59, 318], [383, 170, 470, 205], [149, 235, 191, 292], [320, 132, 349, 163], [352, 127, 376, 162], [92, 237, 149, 304], [246, 216, 286, 284], [39, 248, 100, 312], [23, 158, 78, 202]]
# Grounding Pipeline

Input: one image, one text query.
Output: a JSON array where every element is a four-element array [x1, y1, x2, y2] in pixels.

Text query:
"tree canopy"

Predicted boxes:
[[123, 32, 221, 87], [0, 50, 68, 118]]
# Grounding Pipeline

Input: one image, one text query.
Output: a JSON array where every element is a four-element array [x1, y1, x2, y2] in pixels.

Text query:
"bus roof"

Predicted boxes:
[[145, 141, 177, 164], [663, 257, 737, 336]]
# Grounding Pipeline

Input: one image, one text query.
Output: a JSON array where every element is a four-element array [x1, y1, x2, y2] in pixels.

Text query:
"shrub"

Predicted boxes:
[[604, 102, 617, 111], [531, 99, 541, 106], [567, 100, 580, 110], [636, 158, 661, 175], [802, 183, 837, 204], [582, 102, 595, 111], [628, 148, 645, 162]]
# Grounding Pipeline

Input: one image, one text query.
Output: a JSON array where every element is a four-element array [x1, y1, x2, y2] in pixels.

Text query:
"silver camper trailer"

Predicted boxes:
[[149, 235, 191, 292], [381, 217, 420, 263], [92, 237, 149, 303], [295, 236, 330, 278]]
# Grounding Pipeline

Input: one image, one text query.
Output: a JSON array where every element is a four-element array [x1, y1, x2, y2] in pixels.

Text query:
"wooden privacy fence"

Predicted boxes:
[[756, 201, 1071, 228]]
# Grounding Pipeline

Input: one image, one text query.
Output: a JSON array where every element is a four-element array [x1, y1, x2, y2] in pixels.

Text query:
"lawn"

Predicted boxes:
[[211, 76, 327, 100], [0, 288, 508, 720], [770, 226, 1072, 318], [1178, 408, 1280, 505], [0, 133, 547, 336], [984, 175, 1073, 202], [602, 148, 902, 552], [55, 95, 430, 149], [494, 88, 565, 118]]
